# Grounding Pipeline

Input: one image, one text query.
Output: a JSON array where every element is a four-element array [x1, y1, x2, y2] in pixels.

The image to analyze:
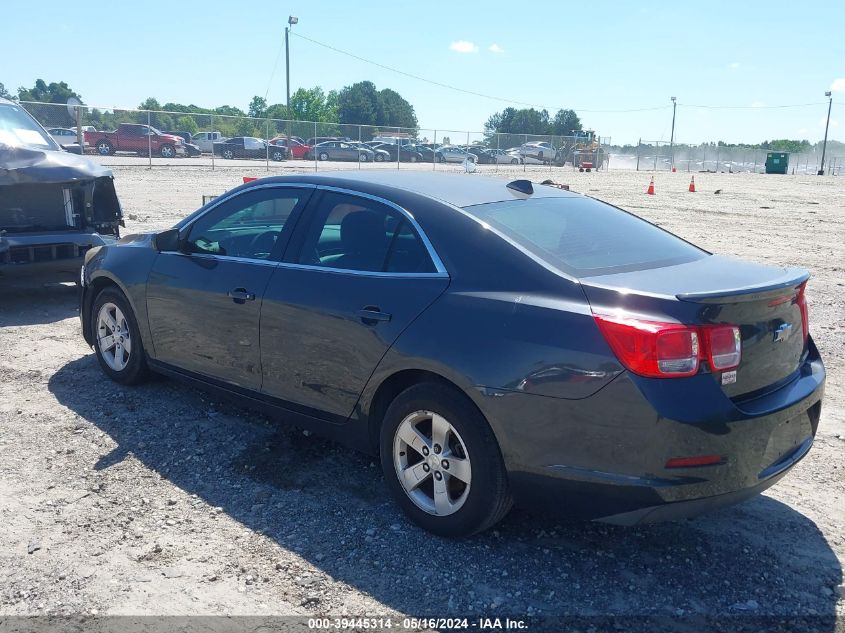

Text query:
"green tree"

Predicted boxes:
[[0, 82, 12, 99], [17, 79, 81, 104], [287, 87, 339, 123], [551, 109, 582, 136], [176, 116, 198, 134], [378, 88, 417, 129], [337, 81, 381, 126], [248, 96, 267, 119]]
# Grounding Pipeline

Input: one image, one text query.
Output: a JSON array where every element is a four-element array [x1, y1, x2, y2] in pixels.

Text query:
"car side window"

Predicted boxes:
[[184, 188, 306, 260], [295, 192, 435, 274]]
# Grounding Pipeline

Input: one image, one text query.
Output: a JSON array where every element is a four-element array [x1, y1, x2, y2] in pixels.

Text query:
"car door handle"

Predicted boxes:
[[227, 288, 256, 304], [357, 306, 392, 325]]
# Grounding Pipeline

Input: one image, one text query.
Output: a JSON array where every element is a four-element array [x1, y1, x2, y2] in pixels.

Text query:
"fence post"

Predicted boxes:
[[147, 110, 152, 170], [524, 134, 527, 173], [314, 121, 318, 172], [496, 131, 500, 173], [210, 115, 215, 171], [359, 125, 362, 170], [265, 119, 270, 171], [636, 138, 641, 171], [433, 130, 437, 170]]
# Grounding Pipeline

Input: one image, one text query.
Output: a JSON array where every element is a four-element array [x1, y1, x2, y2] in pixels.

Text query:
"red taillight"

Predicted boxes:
[[594, 314, 742, 378], [703, 325, 741, 371], [795, 282, 809, 346], [665, 454, 723, 468], [593, 315, 700, 378]]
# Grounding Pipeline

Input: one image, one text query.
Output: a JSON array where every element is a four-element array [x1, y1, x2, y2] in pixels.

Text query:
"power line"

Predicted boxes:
[[292, 31, 834, 115], [291, 31, 670, 114]]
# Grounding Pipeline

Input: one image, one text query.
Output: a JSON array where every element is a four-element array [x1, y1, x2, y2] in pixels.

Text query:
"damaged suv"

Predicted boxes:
[[0, 98, 123, 281]]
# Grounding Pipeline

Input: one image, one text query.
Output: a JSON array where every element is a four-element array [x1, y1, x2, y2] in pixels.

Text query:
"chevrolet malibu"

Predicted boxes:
[[78, 172, 825, 537]]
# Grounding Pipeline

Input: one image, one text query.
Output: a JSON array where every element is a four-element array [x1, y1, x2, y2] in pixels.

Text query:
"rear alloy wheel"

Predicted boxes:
[[374, 153, 384, 162], [319, 152, 329, 161], [159, 143, 175, 158], [92, 288, 149, 385], [223, 149, 234, 159], [380, 382, 512, 537], [510, 158, 519, 165], [96, 140, 113, 156], [272, 150, 284, 161], [359, 153, 369, 162]]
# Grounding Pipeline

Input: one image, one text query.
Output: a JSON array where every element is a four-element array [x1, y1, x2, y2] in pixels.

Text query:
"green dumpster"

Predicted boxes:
[[765, 151, 789, 174]]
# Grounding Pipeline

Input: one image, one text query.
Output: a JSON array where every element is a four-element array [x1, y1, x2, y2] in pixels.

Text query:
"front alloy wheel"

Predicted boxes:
[[394, 410, 472, 516], [97, 302, 131, 371]]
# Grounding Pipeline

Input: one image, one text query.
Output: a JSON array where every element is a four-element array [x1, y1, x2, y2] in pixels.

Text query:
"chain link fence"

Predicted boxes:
[[612, 139, 842, 175], [18, 100, 612, 174]]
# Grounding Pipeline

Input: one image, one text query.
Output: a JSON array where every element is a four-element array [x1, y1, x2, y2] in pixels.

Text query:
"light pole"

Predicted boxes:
[[285, 16, 298, 155], [669, 96, 677, 170], [819, 91, 832, 175]]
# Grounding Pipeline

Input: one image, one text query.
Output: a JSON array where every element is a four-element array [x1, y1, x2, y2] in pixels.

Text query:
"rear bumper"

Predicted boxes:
[[482, 340, 825, 523]]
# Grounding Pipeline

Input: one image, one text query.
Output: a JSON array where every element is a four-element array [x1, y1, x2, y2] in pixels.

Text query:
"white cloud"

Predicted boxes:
[[729, 62, 740, 69], [831, 78, 845, 92], [488, 43, 505, 53], [449, 40, 479, 54]]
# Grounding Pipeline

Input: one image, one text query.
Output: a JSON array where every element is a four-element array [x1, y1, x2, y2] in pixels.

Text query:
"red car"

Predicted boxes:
[[85, 124, 185, 158], [269, 136, 310, 159]]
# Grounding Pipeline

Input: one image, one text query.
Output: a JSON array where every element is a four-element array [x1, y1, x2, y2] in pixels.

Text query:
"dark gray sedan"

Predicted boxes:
[[79, 172, 824, 537], [308, 141, 375, 162]]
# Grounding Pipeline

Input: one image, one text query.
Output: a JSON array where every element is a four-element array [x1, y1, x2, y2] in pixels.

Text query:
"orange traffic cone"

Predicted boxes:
[[688, 176, 696, 192], [646, 177, 655, 195]]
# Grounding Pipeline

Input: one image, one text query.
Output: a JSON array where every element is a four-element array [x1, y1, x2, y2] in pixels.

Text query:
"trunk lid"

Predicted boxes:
[[580, 255, 809, 398]]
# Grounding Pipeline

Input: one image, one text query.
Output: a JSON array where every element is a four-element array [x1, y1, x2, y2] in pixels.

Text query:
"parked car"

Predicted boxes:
[[346, 141, 390, 162], [269, 137, 311, 159], [487, 149, 522, 165], [0, 98, 122, 280], [371, 143, 424, 163], [85, 124, 186, 158], [407, 144, 444, 163], [371, 135, 414, 146], [305, 136, 348, 147], [47, 127, 87, 152], [163, 131, 201, 157], [518, 141, 556, 164], [192, 131, 226, 153], [213, 137, 287, 161], [77, 171, 825, 537], [305, 141, 375, 162], [439, 146, 477, 163]]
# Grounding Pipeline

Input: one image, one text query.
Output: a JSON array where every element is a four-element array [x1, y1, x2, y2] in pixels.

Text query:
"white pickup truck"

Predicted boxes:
[[192, 131, 226, 153]]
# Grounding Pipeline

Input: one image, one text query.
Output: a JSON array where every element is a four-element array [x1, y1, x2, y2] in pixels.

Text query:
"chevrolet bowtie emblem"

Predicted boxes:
[[773, 322, 793, 343]]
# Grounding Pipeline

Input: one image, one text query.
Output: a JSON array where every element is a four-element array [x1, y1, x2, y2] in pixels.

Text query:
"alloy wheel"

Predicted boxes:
[[97, 302, 131, 372], [393, 410, 472, 516]]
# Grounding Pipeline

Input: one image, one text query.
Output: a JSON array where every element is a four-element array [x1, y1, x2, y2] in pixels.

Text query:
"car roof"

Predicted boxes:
[[256, 171, 577, 208]]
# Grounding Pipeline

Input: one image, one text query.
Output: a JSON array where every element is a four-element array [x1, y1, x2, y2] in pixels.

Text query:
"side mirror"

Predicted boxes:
[[154, 228, 181, 252]]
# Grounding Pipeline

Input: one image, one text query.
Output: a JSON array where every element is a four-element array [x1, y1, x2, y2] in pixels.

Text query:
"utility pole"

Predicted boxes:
[[819, 91, 832, 175], [285, 16, 298, 159], [669, 96, 677, 170]]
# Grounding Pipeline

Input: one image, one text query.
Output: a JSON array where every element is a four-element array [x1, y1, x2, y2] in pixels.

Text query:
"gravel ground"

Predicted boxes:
[[1, 162, 843, 630]]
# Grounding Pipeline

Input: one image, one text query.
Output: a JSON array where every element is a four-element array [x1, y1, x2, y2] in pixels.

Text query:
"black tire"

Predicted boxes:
[[223, 149, 234, 159], [359, 153, 369, 162], [159, 143, 175, 158], [319, 152, 329, 161], [374, 153, 384, 162], [437, 155, 445, 163], [510, 158, 518, 165], [380, 382, 512, 537], [271, 149, 284, 162], [96, 140, 114, 156], [91, 287, 150, 385]]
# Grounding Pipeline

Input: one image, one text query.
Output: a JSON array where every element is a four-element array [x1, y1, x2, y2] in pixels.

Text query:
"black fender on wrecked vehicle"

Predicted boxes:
[[80, 233, 159, 352]]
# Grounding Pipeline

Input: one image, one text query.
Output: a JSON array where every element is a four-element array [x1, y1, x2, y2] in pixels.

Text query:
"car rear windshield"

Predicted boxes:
[[463, 196, 706, 276]]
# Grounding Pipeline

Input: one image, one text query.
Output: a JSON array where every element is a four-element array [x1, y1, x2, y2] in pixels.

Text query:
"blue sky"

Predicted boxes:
[[4, 0, 843, 144]]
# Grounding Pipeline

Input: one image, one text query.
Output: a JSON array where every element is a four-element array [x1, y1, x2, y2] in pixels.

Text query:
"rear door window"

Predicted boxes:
[[463, 197, 706, 276], [294, 192, 436, 274]]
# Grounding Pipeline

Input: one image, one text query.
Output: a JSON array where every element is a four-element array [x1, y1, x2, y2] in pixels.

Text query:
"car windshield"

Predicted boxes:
[[463, 197, 706, 276], [0, 103, 57, 150]]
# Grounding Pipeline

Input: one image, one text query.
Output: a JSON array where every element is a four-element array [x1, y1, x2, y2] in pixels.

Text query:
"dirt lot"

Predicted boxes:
[[1, 163, 844, 629]]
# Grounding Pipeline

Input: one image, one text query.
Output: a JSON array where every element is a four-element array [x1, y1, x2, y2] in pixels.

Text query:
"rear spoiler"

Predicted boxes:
[[676, 268, 809, 303]]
